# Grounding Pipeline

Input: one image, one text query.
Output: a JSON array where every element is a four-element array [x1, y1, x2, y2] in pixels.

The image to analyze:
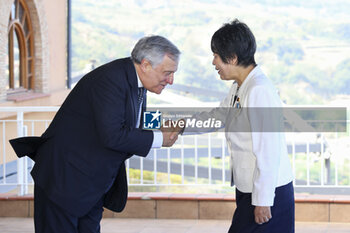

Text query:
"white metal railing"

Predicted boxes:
[[0, 107, 349, 195], [0, 107, 59, 195]]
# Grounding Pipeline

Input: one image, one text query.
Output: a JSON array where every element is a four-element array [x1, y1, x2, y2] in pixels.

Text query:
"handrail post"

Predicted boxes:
[[16, 111, 25, 195]]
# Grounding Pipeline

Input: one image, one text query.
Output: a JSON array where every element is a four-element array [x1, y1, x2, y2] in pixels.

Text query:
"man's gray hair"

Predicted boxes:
[[131, 35, 180, 67]]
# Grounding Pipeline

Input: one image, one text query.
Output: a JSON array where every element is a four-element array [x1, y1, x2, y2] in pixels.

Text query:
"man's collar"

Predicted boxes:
[[135, 69, 143, 88]]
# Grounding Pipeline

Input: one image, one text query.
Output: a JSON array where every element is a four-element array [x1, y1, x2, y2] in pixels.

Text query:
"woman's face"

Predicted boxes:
[[212, 53, 236, 81]]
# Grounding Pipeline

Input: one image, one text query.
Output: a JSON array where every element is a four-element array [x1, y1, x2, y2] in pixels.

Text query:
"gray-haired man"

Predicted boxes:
[[10, 35, 180, 233]]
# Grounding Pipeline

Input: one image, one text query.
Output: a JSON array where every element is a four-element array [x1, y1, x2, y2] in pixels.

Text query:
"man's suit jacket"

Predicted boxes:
[[10, 57, 153, 217]]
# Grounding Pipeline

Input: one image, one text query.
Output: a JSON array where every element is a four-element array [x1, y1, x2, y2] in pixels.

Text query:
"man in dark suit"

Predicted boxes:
[[10, 35, 180, 233]]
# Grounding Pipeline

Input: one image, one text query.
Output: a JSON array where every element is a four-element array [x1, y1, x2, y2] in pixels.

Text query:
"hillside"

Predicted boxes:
[[71, 0, 350, 105]]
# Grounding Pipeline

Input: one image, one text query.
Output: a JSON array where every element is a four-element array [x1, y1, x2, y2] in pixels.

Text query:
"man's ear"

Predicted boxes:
[[140, 59, 152, 72]]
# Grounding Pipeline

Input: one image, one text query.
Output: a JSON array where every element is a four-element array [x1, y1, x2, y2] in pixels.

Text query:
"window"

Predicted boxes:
[[7, 0, 34, 93]]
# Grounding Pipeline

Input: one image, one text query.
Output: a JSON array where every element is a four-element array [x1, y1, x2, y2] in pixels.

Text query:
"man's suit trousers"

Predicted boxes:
[[34, 185, 104, 233]]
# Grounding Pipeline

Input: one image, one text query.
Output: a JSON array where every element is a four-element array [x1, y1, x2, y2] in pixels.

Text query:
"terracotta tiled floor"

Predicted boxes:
[[0, 218, 350, 233]]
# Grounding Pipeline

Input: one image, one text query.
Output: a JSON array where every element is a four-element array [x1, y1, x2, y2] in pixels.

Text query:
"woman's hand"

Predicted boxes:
[[254, 206, 272, 224]]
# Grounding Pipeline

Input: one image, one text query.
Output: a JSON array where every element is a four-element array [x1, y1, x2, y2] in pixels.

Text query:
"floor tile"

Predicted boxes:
[[0, 218, 349, 233]]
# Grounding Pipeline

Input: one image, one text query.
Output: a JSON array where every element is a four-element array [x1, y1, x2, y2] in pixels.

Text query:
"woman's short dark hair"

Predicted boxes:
[[211, 19, 256, 67]]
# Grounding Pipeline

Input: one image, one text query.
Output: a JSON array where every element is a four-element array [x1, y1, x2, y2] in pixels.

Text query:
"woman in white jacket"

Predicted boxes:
[[181, 19, 294, 233]]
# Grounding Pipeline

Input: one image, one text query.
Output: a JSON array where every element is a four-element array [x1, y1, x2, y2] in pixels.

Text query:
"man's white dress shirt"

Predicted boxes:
[[136, 74, 163, 148]]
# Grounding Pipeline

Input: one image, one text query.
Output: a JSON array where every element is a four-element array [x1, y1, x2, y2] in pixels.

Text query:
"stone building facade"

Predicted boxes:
[[0, 0, 68, 106]]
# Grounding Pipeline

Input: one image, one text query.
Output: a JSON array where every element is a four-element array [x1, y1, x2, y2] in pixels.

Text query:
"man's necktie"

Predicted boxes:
[[137, 87, 145, 107], [136, 87, 145, 126]]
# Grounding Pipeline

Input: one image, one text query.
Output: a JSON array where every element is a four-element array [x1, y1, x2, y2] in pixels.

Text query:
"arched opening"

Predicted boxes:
[[7, 0, 35, 93]]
